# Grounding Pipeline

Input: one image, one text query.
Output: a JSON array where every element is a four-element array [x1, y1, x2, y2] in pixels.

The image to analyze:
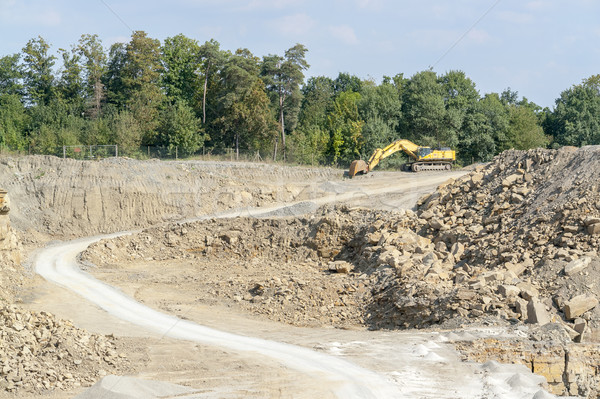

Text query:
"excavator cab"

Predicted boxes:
[[417, 147, 433, 158]]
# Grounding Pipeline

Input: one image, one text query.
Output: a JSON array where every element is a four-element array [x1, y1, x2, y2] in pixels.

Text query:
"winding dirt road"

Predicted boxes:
[[29, 170, 555, 399]]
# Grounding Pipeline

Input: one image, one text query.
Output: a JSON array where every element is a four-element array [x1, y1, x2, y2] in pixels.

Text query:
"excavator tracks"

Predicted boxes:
[[410, 162, 452, 172]]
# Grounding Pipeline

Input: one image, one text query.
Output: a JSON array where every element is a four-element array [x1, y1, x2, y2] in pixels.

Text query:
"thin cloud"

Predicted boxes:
[[497, 10, 533, 24], [329, 25, 359, 45], [356, 0, 383, 10], [0, 1, 61, 26], [271, 13, 316, 36], [525, 1, 545, 10], [466, 28, 490, 44]]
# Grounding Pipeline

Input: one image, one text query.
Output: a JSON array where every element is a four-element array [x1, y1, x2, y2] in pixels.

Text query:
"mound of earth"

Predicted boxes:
[[82, 146, 600, 396], [0, 306, 132, 394], [81, 205, 400, 329], [0, 155, 340, 241], [0, 191, 135, 396]]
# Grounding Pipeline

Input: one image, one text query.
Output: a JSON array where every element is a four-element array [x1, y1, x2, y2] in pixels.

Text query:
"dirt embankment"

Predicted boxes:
[[0, 191, 131, 396], [0, 155, 346, 397], [0, 155, 341, 241], [82, 146, 600, 397]]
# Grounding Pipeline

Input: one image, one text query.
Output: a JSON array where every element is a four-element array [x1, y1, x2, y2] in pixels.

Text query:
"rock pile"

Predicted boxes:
[[407, 147, 600, 334], [81, 146, 600, 396], [0, 305, 130, 393], [0, 191, 132, 395], [82, 208, 389, 328]]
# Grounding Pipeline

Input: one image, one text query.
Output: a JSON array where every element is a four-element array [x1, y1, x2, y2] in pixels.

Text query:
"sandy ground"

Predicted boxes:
[[11, 169, 559, 399]]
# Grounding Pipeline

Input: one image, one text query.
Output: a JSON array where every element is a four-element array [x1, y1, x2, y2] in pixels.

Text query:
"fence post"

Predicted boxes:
[[148, 146, 150, 158], [63, 146, 66, 159], [175, 146, 178, 160], [115, 145, 118, 158]]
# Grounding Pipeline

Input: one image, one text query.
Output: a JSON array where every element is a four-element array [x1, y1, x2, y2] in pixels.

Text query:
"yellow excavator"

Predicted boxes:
[[348, 139, 455, 177]]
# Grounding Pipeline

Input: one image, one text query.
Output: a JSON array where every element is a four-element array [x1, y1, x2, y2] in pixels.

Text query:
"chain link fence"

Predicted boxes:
[[49, 145, 272, 163], [0, 144, 303, 166]]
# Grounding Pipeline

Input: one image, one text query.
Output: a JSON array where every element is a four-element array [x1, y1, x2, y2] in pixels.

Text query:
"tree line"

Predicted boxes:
[[0, 31, 599, 166]]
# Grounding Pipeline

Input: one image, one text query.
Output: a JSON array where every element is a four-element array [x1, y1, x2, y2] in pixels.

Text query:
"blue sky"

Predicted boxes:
[[1, 0, 599, 109]]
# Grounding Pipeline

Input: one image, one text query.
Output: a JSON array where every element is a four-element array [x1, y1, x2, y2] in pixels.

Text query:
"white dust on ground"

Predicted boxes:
[[38, 221, 559, 398]]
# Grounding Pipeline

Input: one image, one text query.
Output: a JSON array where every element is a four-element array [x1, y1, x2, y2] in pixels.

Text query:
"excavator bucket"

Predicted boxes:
[[348, 160, 369, 178]]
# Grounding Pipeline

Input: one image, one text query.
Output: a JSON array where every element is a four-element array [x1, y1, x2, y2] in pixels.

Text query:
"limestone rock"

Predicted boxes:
[[564, 257, 592, 276], [564, 294, 599, 320], [587, 223, 600, 235], [328, 261, 354, 274], [527, 299, 551, 325]]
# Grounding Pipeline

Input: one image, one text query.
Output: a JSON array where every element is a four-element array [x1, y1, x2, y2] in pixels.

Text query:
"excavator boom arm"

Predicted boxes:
[[367, 139, 419, 170]]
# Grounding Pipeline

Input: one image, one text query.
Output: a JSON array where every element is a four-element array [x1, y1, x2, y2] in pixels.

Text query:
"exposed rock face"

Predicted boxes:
[[0, 191, 23, 305], [457, 332, 600, 397], [0, 190, 132, 395], [0, 156, 340, 239]]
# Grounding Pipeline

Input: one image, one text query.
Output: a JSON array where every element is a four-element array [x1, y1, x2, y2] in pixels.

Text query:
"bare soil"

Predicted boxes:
[[3, 155, 467, 398]]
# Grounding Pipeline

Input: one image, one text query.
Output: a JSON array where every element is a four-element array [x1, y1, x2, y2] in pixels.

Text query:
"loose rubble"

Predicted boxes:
[[83, 146, 600, 396], [0, 305, 131, 393], [0, 192, 132, 395]]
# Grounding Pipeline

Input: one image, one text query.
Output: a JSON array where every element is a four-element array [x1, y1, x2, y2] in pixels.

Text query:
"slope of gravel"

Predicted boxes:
[[0, 155, 341, 240], [81, 146, 600, 396]]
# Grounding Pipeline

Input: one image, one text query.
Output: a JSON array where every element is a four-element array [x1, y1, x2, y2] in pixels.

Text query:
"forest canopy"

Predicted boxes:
[[1, 31, 598, 166]]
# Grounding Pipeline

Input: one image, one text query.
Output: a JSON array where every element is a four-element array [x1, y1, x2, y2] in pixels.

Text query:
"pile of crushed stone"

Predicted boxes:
[[0, 305, 131, 393], [83, 147, 600, 335], [81, 146, 600, 396], [0, 192, 133, 395]]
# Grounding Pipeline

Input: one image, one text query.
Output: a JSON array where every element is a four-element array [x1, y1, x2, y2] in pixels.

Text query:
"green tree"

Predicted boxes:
[[104, 42, 127, 107], [546, 80, 600, 146], [507, 105, 548, 149], [0, 94, 29, 150], [121, 31, 165, 144], [28, 101, 84, 154], [0, 54, 24, 97], [108, 110, 143, 154], [298, 76, 335, 128], [327, 91, 364, 165], [291, 76, 335, 164], [158, 100, 206, 156], [358, 79, 403, 161], [22, 36, 56, 106], [333, 72, 362, 95], [76, 34, 107, 118], [198, 39, 226, 125], [439, 70, 479, 149], [401, 70, 447, 146], [261, 43, 309, 160], [161, 34, 201, 107], [216, 49, 277, 158], [458, 93, 510, 163], [56, 47, 84, 107]]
